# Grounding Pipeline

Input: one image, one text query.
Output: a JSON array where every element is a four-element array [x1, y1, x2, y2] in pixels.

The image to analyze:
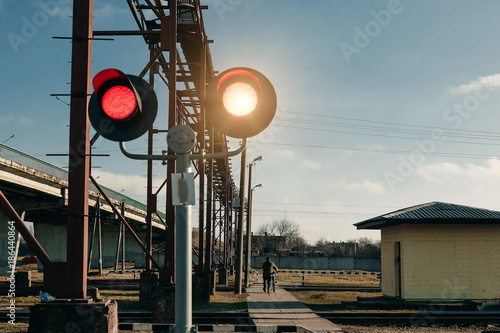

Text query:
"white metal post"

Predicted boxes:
[[175, 153, 193, 333]]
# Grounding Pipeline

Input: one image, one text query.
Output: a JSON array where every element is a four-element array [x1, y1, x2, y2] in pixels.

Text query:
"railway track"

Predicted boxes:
[[317, 311, 500, 326], [3, 310, 499, 326], [0, 311, 253, 325]]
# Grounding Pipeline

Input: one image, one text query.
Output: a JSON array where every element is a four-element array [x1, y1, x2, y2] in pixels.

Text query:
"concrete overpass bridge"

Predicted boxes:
[[0, 143, 165, 275]]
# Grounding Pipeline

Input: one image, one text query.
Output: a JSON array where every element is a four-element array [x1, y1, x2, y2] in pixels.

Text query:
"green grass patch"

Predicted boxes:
[[194, 289, 248, 312], [292, 290, 385, 311], [99, 290, 142, 311], [278, 271, 379, 287]]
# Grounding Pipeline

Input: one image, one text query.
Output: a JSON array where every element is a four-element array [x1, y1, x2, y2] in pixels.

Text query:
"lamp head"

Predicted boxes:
[[253, 184, 263, 190], [254, 156, 263, 163]]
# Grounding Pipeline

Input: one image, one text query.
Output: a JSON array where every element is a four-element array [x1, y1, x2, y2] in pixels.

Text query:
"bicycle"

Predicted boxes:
[[266, 272, 277, 293]]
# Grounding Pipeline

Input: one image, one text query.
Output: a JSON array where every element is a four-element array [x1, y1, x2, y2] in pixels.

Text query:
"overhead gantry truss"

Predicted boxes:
[[92, 0, 238, 281]]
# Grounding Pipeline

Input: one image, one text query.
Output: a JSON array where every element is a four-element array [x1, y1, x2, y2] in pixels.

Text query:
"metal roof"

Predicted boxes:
[[354, 201, 500, 230]]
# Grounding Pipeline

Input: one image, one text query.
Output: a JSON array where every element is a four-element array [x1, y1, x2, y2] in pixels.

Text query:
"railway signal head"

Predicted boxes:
[[206, 67, 277, 138], [88, 68, 158, 142]]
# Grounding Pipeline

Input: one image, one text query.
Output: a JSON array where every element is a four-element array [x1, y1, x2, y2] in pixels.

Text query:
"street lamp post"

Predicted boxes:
[[0, 134, 15, 156], [244, 156, 263, 287]]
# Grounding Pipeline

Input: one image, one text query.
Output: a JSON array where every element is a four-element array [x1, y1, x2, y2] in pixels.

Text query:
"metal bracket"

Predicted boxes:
[[119, 124, 247, 162]]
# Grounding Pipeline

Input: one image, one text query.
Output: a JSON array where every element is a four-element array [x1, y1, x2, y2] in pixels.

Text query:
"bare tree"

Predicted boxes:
[[312, 237, 381, 257], [345, 237, 381, 257], [255, 218, 307, 254], [314, 238, 334, 256], [256, 222, 273, 236]]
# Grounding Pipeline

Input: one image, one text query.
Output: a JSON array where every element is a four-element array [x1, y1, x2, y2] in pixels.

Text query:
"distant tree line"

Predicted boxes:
[[253, 218, 381, 258], [254, 218, 309, 255], [314, 237, 381, 257]]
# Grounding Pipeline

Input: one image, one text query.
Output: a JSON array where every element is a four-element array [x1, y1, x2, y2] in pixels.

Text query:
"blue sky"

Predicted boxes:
[[3, 0, 500, 243]]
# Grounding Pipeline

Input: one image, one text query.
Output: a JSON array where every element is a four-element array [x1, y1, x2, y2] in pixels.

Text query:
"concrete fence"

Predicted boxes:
[[251, 255, 380, 271]]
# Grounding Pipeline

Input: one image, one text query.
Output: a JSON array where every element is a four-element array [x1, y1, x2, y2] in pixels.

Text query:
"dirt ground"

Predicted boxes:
[[0, 323, 29, 333]]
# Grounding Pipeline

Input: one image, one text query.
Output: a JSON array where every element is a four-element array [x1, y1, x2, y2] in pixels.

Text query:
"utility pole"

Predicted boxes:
[[234, 146, 246, 294], [244, 156, 262, 287]]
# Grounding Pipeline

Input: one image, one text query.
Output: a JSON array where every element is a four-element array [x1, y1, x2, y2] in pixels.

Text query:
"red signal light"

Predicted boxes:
[[101, 86, 137, 120], [88, 69, 157, 142], [207, 67, 277, 138]]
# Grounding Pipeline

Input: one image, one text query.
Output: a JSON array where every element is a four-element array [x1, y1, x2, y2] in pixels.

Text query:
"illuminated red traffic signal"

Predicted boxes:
[[88, 69, 157, 142], [206, 67, 277, 138]]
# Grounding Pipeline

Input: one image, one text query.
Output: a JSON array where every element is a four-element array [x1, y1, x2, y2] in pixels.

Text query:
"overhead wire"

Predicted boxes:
[[276, 124, 500, 146], [234, 109, 500, 160], [253, 201, 399, 208], [273, 116, 500, 141], [283, 110, 500, 138], [249, 142, 497, 160]]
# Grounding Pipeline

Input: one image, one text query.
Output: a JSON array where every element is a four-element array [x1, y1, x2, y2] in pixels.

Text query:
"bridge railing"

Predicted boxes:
[[0, 143, 68, 180], [0, 143, 165, 218]]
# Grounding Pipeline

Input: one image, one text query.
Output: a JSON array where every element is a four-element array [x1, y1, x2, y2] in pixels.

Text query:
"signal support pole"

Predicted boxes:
[[175, 152, 193, 333], [120, 125, 247, 333], [66, 0, 93, 299]]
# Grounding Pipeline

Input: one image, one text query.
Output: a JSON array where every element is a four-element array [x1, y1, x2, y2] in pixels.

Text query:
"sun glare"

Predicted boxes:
[[222, 82, 258, 117]]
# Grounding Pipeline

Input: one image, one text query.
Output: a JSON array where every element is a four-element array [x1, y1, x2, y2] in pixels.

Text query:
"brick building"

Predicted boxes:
[[355, 202, 500, 301]]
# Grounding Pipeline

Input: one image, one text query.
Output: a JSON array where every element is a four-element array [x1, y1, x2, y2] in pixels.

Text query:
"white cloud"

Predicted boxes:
[[417, 162, 464, 182], [0, 114, 34, 127], [279, 150, 298, 157], [449, 73, 500, 95], [30, 0, 72, 20], [92, 170, 162, 201], [331, 180, 386, 194], [417, 158, 500, 181], [310, 225, 327, 233], [301, 160, 320, 170], [54, 6, 72, 20], [93, 4, 127, 20]]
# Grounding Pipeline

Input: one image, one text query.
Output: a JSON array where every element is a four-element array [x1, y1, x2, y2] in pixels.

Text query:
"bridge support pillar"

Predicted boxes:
[[28, 300, 118, 333], [33, 221, 148, 272]]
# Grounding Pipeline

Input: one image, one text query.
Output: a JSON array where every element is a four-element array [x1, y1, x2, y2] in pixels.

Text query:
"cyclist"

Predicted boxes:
[[262, 257, 279, 292]]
